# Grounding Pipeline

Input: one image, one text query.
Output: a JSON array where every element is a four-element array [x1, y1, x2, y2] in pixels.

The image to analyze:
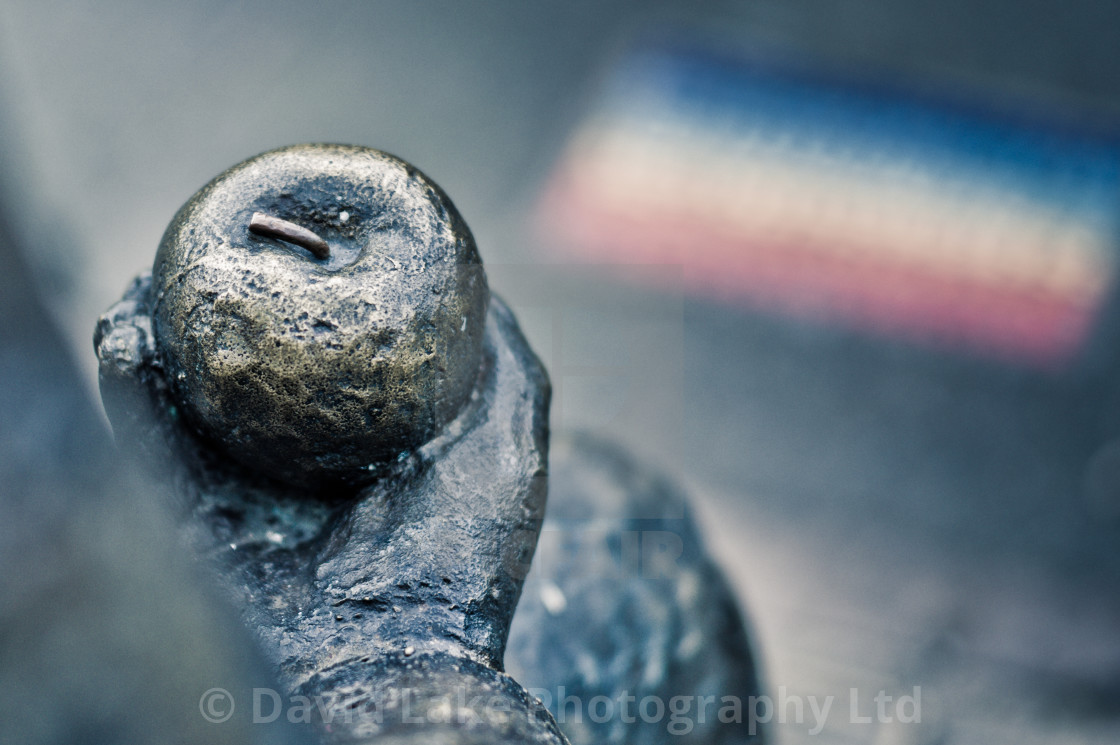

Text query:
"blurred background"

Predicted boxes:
[[2, 1, 1120, 742]]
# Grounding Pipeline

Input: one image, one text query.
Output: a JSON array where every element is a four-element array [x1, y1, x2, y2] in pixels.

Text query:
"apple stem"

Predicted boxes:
[[249, 212, 330, 260]]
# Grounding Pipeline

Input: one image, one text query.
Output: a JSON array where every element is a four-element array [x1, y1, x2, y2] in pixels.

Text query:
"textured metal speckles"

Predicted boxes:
[[151, 145, 488, 488]]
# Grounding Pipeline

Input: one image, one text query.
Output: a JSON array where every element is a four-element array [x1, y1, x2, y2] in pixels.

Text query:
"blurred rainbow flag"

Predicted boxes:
[[537, 43, 1120, 369]]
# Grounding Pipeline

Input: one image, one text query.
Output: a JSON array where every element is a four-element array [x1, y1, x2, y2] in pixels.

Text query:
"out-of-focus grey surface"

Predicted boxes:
[[0, 120, 309, 745], [3, 1, 1120, 742]]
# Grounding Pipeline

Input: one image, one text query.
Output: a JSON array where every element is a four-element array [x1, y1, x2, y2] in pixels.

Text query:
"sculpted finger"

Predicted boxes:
[[315, 296, 550, 669]]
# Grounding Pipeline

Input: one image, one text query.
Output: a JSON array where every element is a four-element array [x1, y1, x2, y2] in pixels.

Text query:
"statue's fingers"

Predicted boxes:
[[314, 297, 550, 668]]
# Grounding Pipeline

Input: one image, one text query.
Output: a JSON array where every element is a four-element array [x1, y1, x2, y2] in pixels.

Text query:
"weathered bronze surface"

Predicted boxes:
[[97, 145, 563, 743], [151, 145, 488, 488], [95, 144, 763, 744]]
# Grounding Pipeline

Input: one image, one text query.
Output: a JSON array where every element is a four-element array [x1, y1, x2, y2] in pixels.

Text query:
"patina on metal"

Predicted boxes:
[[95, 144, 763, 745], [151, 145, 488, 489], [97, 144, 562, 744]]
